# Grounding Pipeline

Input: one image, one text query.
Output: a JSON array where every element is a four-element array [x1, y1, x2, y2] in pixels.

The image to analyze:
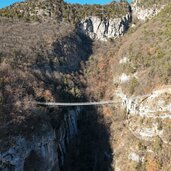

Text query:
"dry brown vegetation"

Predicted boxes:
[[82, 41, 116, 101], [0, 0, 171, 170], [0, 17, 93, 149], [0, 0, 131, 163], [135, 0, 170, 8], [0, 0, 130, 23], [79, 4, 171, 171], [108, 4, 171, 95]]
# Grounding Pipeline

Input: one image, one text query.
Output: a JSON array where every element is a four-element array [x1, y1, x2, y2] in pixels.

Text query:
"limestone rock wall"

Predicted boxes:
[[0, 108, 80, 171], [78, 13, 132, 41], [131, 0, 165, 21]]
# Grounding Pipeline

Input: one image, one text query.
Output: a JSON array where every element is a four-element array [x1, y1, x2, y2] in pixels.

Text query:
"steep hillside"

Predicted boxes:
[[0, 0, 130, 22], [131, 0, 170, 21], [0, 0, 131, 41], [132, 0, 170, 8], [80, 3, 171, 171], [0, 0, 131, 170], [0, 0, 171, 171], [115, 4, 171, 93], [0, 15, 93, 170]]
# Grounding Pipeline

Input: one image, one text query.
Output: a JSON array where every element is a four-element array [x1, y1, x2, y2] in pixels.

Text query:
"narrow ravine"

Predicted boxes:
[[63, 106, 113, 171]]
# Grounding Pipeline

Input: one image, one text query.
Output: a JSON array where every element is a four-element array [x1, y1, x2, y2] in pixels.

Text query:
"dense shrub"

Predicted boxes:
[[0, 0, 130, 23]]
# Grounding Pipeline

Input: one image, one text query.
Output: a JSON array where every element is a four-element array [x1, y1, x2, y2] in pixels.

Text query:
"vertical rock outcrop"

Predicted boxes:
[[0, 108, 80, 171], [78, 13, 132, 41], [131, 0, 165, 21]]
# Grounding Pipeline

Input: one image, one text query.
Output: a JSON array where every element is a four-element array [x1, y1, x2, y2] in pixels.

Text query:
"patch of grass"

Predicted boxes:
[[152, 136, 163, 153], [129, 77, 139, 94]]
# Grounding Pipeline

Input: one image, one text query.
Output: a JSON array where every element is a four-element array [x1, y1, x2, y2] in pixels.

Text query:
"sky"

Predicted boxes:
[[0, 0, 132, 9], [0, 0, 23, 8], [65, 0, 132, 5]]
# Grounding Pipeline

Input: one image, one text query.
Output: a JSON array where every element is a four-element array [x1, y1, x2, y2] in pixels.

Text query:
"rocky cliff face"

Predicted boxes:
[[0, 108, 80, 171], [111, 82, 171, 170], [131, 0, 165, 21], [78, 13, 132, 41], [115, 86, 171, 141]]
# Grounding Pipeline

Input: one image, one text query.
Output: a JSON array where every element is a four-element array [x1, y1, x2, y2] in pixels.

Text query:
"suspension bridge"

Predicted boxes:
[[35, 100, 118, 106]]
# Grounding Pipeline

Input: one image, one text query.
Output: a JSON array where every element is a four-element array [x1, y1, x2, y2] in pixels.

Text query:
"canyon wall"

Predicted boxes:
[[0, 108, 80, 171], [131, 0, 165, 21], [78, 13, 131, 41]]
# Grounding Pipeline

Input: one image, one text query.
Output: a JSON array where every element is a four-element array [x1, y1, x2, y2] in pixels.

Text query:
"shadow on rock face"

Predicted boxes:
[[63, 106, 113, 171], [24, 150, 43, 171]]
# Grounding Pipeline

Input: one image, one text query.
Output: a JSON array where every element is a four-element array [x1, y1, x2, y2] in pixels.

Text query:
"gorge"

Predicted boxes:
[[0, 0, 171, 171]]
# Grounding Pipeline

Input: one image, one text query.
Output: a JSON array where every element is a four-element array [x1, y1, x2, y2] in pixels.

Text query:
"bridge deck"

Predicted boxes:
[[35, 101, 118, 106]]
